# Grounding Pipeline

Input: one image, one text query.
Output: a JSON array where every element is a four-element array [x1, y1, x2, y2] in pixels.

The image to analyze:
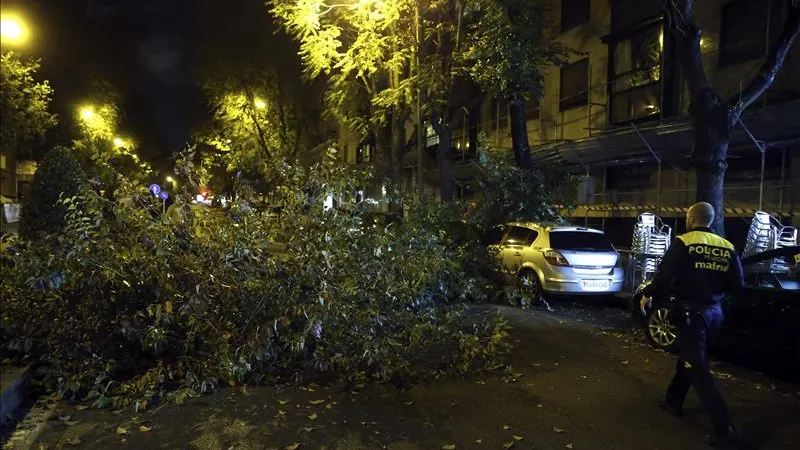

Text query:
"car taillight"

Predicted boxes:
[[544, 249, 569, 267]]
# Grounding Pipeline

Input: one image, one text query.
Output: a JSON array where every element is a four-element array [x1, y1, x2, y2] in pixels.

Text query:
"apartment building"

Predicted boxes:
[[497, 0, 800, 223], [340, 0, 800, 226]]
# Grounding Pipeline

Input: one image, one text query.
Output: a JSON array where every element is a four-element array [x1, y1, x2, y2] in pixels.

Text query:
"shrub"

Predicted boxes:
[[19, 146, 94, 239], [1, 153, 511, 409]]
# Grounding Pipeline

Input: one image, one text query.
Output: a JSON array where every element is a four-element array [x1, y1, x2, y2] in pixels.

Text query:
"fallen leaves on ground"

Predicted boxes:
[[138, 425, 152, 432], [513, 435, 524, 441], [566, 444, 574, 449], [553, 426, 566, 433], [286, 444, 301, 450], [309, 399, 326, 405], [66, 438, 81, 446], [442, 445, 456, 450], [308, 413, 318, 420], [76, 405, 89, 411], [278, 399, 290, 405], [503, 425, 511, 430], [116, 426, 129, 435]]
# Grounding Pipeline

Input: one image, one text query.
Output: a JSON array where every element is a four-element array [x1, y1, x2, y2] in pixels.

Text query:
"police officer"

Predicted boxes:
[[640, 202, 745, 448]]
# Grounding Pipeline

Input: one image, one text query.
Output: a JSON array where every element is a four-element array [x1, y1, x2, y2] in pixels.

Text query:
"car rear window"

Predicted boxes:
[[549, 231, 614, 251]]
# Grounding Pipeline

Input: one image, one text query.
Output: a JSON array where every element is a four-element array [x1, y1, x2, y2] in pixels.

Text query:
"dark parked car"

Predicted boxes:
[[632, 246, 800, 383]]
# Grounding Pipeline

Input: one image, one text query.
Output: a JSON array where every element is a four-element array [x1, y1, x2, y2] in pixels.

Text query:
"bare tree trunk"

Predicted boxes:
[[509, 94, 535, 170], [688, 91, 732, 234]]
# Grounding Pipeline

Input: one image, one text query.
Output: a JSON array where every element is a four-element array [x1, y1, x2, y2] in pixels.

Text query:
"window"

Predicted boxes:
[[610, 0, 661, 32], [490, 98, 509, 130], [525, 97, 541, 121], [561, 0, 590, 32], [549, 231, 615, 252], [605, 164, 656, 190], [356, 142, 374, 163], [608, 23, 664, 123], [560, 59, 589, 110], [720, 0, 772, 66], [503, 226, 537, 246]]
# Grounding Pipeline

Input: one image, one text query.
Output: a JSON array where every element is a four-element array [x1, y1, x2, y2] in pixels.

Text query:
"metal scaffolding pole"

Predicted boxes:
[[736, 118, 766, 210], [631, 123, 663, 213]]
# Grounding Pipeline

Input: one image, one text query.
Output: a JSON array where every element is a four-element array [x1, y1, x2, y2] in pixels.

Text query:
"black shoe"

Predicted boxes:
[[705, 427, 746, 449], [660, 401, 683, 418]]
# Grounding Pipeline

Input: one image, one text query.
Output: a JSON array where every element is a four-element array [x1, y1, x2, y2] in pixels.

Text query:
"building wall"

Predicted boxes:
[[335, 0, 800, 218]]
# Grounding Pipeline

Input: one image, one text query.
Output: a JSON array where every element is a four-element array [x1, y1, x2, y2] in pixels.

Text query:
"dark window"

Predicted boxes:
[[525, 97, 541, 121], [726, 148, 787, 182], [560, 59, 589, 110], [605, 163, 656, 190], [610, 0, 661, 32], [356, 143, 374, 163], [561, 0, 590, 32], [503, 226, 536, 246], [549, 231, 615, 251], [720, 0, 771, 66], [608, 23, 664, 123], [490, 98, 509, 130]]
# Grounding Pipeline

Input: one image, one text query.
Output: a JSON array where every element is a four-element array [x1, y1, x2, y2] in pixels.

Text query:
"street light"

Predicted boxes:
[[113, 137, 125, 148], [254, 97, 266, 109], [0, 14, 28, 47], [80, 106, 95, 121]]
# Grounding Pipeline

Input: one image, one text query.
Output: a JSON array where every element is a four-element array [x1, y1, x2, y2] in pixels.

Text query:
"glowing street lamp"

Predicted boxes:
[[79, 106, 95, 121], [254, 97, 266, 109], [113, 137, 125, 148], [0, 14, 28, 47]]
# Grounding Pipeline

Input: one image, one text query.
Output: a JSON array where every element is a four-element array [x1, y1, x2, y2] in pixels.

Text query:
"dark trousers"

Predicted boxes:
[[665, 305, 734, 432]]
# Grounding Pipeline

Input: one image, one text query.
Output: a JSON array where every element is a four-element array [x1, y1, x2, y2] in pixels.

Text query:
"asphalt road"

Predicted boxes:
[[18, 303, 800, 450]]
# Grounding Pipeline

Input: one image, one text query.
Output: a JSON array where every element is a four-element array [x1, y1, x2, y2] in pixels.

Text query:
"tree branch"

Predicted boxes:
[[729, 3, 800, 117], [661, 0, 710, 97]]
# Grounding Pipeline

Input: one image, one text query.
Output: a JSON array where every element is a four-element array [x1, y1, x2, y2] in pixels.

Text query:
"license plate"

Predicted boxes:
[[582, 279, 610, 290]]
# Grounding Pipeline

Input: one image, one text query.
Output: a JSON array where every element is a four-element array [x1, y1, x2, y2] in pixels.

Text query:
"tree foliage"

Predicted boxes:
[[461, 0, 566, 100], [19, 146, 95, 239], [0, 52, 58, 158], [2, 150, 513, 408]]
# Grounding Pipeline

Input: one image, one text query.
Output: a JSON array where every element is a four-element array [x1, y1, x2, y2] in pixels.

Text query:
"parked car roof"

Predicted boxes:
[[508, 222, 605, 234]]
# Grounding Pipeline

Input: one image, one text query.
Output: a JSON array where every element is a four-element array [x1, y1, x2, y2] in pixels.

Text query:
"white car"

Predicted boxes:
[[487, 222, 624, 297]]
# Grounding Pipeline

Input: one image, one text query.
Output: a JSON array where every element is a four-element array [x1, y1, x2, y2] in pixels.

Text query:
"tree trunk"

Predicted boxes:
[[509, 94, 535, 170], [437, 125, 454, 202], [688, 92, 733, 235]]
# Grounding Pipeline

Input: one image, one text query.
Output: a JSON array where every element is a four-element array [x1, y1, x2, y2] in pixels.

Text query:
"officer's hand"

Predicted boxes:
[[640, 296, 652, 315]]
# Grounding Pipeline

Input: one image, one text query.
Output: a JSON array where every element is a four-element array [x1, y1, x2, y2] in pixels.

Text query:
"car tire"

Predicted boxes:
[[645, 305, 679, 353], [519, 269, 547, 304]]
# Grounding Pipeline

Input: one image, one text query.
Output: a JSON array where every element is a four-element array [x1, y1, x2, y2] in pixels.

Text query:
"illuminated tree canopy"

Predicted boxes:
[[0, 51, 58, 159]]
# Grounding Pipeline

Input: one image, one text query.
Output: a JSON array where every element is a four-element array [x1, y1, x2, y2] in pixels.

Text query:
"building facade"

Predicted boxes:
[[340, 0, 800, 227]]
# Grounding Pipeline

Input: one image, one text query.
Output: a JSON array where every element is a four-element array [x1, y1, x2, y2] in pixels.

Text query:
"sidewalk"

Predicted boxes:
[[19, 306, 800, 449]]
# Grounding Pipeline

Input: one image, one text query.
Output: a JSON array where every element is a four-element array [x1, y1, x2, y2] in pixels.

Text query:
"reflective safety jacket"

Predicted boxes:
[[642, 227, 744, 309]]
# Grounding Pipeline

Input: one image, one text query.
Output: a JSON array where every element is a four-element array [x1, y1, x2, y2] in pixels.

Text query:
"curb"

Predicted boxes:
[[0, 366, 31, 426]]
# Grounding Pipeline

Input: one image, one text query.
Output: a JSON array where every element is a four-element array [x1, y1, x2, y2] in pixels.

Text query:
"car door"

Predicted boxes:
[[499, 226, 534, 274], [718, 274, 800, 381]]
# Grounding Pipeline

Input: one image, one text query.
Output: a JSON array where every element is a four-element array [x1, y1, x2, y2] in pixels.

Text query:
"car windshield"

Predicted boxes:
[[549, 231, 614, 252]]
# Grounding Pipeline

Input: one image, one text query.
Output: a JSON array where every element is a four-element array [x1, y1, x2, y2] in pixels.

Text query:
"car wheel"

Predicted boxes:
[[645, 306, 679, 352], [518, 269, 547, 306]]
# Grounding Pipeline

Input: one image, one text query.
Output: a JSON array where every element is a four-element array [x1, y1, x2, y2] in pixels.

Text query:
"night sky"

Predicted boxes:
[[9, 0, 303, 166]]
